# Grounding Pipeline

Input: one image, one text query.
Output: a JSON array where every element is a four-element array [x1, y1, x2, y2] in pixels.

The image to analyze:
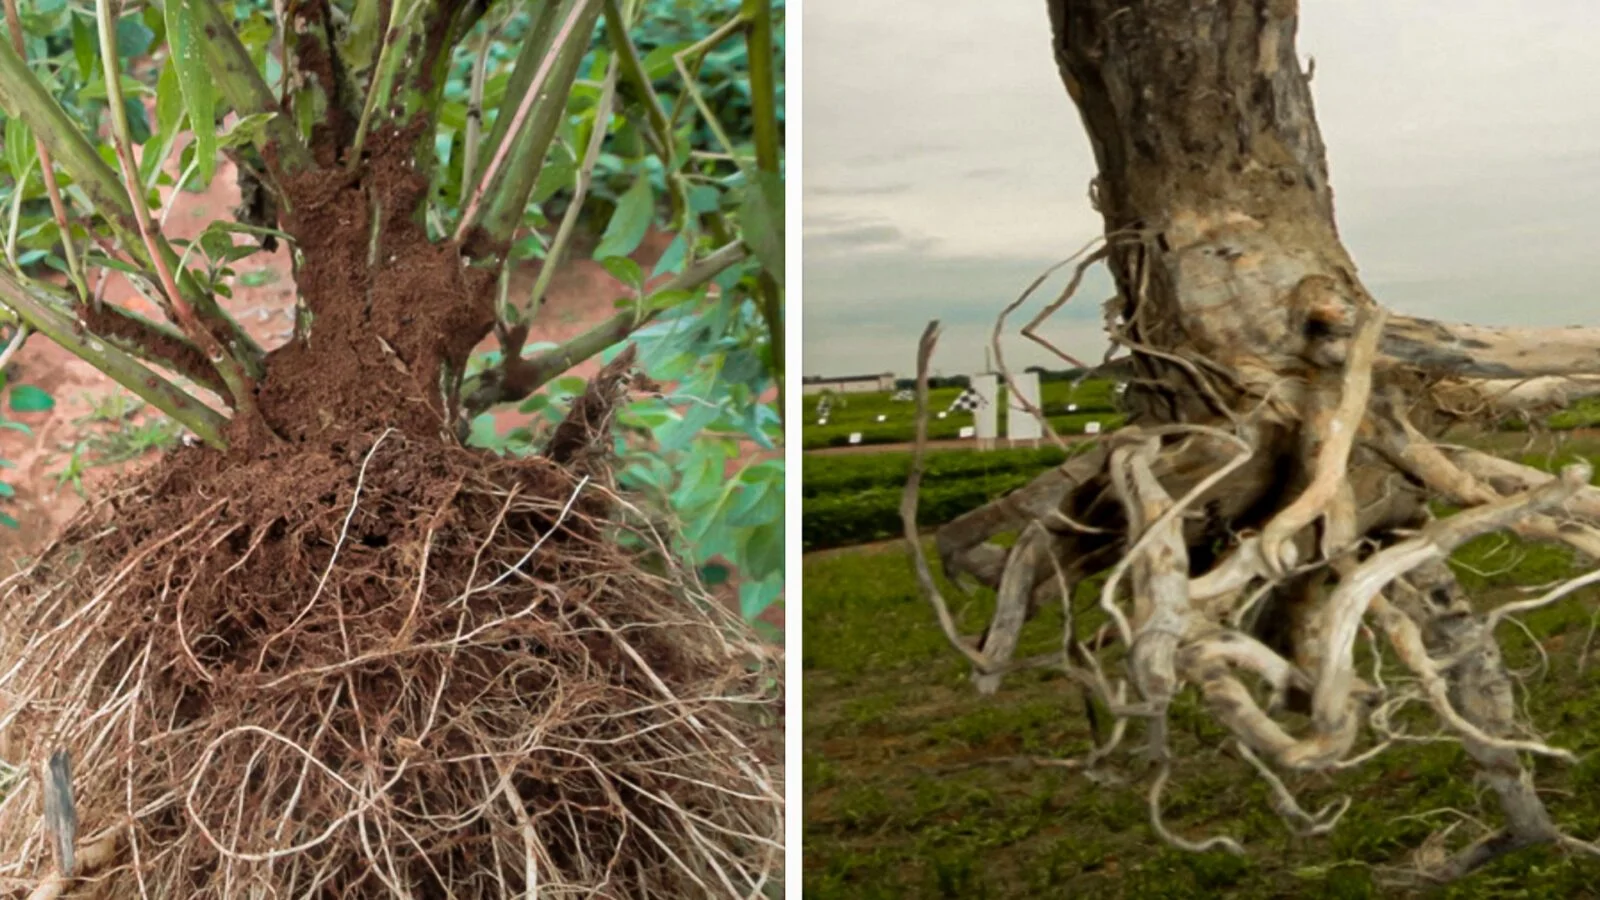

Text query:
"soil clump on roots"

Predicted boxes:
[[0, 124, 784, 897]]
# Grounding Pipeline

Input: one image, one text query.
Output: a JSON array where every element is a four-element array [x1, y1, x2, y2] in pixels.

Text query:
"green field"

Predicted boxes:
[[803, 435, 1600, 898], [802, 381, 1124, 450], [802, 445, 1094, 550]]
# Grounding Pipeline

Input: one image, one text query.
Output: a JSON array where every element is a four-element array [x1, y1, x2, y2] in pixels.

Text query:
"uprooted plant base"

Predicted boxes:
[[0, 391, 783, 898], [0, 117, 781, 898]]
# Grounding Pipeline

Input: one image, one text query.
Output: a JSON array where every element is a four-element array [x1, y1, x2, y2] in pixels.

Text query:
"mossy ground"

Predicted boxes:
[[803, 433, 1600, 898]]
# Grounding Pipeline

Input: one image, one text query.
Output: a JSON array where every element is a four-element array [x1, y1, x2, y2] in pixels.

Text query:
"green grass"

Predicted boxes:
[[802, 445, 1097, 551], [803, 435, 1600, 898], [802, 381, 1123, 450]]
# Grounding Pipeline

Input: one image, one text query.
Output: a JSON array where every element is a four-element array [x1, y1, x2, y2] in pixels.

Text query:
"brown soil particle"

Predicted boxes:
[[263, 119, 495, 446]]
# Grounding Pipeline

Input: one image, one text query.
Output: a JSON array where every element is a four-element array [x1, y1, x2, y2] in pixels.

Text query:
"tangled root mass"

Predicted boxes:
[[0, 120, 782, 897]]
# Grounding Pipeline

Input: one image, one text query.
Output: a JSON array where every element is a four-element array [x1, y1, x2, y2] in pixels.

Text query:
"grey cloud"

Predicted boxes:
[[805, 0, 1600, 379]]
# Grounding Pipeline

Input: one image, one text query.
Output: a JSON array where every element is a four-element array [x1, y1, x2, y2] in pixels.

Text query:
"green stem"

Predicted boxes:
[[395, 0, 489, 174], [0, 29, 266, 375], [478, 0, 563, 183], [743, 0, 780, 175], [190, 0, 315, 177], [603, 0, 670, 159], [463, 242, 748, 418], [525, 60, 618, 316], [0, 269, 227, 447], [97, 0, 256, 418], [348, 0, 424, 163], [459, 0, 605, 243], [458, 25, 493, 191]]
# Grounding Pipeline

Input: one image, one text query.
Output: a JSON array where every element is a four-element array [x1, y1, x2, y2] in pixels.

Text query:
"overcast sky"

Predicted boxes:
[[802, 0, 1600, 379]]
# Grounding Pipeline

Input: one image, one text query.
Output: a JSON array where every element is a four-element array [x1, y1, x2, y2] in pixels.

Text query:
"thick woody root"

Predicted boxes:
[[0, 413, 782, 897], [914, 325, 1600, 880]]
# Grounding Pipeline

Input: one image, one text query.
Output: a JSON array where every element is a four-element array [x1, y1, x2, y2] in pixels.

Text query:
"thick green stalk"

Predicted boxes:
[[190, 0, 315, 176], [743, 0, 780, 176], [525, 61, 617, 314], [349, 0, 425, 163], [478, 0, 563, 181], [462, 242, 748, 417], [460, 0, 604, 243], [96, 0, 257, 418], [397, 0, 486, 163], [0, 269, 227, 447], [603, 0, 670, 159]]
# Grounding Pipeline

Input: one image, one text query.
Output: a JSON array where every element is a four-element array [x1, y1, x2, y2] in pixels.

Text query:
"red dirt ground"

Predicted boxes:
[[0, 160, 780, 630]]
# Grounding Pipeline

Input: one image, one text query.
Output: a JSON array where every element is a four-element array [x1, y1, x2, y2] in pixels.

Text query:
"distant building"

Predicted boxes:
[[801, 372, 895, 395]]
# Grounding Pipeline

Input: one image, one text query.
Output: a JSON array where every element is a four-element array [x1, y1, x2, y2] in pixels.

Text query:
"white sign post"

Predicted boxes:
[[1007, 372, 1042, 446], [972, 374, 999, 451]]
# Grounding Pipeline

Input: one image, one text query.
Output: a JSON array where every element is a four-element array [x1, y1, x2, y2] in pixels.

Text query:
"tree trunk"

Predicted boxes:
[[915, 0, 1600, 876]]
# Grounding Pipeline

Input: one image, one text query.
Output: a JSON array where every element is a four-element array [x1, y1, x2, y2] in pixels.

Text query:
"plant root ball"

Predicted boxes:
[[0, 431, 783, 898]]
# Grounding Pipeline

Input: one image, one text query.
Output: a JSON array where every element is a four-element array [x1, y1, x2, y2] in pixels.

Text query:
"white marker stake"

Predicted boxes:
[[958, 426, 976, 439], [937, 411, 948, 419], [1084, 421, 1102, 435], [876, 414, 887, 422], [848, 432, 862, 444], [1067, 403, 1078, 412], [818, 419, 827, 426]]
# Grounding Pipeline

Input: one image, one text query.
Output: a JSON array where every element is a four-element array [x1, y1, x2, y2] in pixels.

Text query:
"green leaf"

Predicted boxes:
[[600, 256, 643, 289], [71, 15, 98, 81], [5, 116, 32, 182], [658, 401, 721, 453], [641, 43, 690, 80], [8, 384, 54, 413], [142, 58, 186, 187], [343, 0, 383, 72], [217, 113, 275, 151], [0, 511, 16, 530], [645, 289, 696, 311], [653, 234, 689, 278], [739, 169, 784, 287], [165, 0, 217, 186], [687, 185, 720, 215], [743, 522, 784, 582], [79, 75, 152, 101], [593, 174, 655, 261], [123, 98, 151, 145], [738, 573, 782, 622], [727, 473, 781, 527], [115, 15, 155, 58], [0, 482, 13, 498], [465, 413, 500, 451]]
